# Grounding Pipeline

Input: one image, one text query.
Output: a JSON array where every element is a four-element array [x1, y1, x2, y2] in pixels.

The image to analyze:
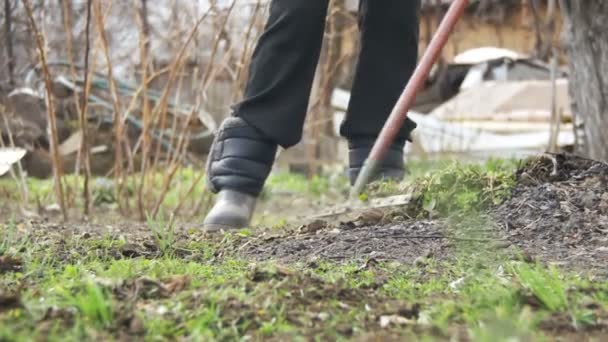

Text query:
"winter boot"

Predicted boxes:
[[203, 117, 277, 232], [347, 138, 406, 185]]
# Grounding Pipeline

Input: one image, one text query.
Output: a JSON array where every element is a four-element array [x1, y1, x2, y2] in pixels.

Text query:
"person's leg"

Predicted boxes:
[[234, 0, 330, 149], [203, 1, 330, 231], [342, 0, 421, 184]]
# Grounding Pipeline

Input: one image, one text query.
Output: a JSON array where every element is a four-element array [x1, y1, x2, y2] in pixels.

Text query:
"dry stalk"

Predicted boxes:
[[134, 1, 213, 219], [174, 4, 264, 217], [168, 40, 237, 217], [166, 72, 185, 167], [150, 3, 237, 218], [173, 47, 240, 215], [21, 0, 68, 220], [4, 0, 15, 86], [148, 4, 220, 176], [92, 0, 127, 213], [200, 2, 237, 90], [60, 0, 87, 208], [131, 0, 177, 219], [118, 66, 171, 161], [133, 0, 152, 220], [0, 111, 28, 205], [232, 0, 263, 101], [190, 190, 213, 219], [75, 0, 94, 217], [172, 171, 204, 216], [548, 50, 561, 153]]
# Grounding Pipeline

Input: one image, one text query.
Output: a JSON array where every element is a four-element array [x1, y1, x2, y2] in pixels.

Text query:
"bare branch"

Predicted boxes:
[[21, 0, 68, 220]]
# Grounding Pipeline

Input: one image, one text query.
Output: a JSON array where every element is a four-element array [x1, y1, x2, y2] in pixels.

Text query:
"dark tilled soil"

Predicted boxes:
[[493, 154, 608, 273], [240, 154, 608, 273], [238, 220, 452, 264]]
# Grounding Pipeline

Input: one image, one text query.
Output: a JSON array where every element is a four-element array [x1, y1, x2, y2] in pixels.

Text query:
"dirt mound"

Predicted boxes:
[[494, 154, 608, 273], [239, 219, 453, 264], [241, 154, 608, 272]]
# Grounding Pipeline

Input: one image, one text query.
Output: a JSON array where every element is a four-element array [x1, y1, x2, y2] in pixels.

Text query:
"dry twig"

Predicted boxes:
[[21, 0, 68, 220], [93, 0, 127, 213]]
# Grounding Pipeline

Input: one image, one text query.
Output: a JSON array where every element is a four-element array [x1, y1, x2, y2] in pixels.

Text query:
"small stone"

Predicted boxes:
[[580, 191, 598, 209], [360, 246, 373, 254], [520, 251, 536, 263], [298, 219, 326, 233], [128, 316, 145, 334], [316, 312, 330, 321], [356, 208, 385, 225], [492, 241, 512, 249], [380, 315, 414, 328], [156, 305, 168, 315], [414, 256, 427, 266], [120, 243, 143, 258], [44, 204, 61, 212], [392, 215, 406, 223], [0, 255, 23, 273]]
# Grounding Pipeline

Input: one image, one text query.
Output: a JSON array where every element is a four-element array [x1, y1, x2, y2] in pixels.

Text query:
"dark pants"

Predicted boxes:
[[233, 0, 420, 149]]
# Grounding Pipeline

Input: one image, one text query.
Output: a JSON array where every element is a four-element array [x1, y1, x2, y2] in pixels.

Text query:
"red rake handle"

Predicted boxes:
[[350, 0, 469, 198]]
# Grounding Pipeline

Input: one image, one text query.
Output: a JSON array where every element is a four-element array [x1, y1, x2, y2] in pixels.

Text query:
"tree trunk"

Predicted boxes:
[[560, 0, 608, 161]]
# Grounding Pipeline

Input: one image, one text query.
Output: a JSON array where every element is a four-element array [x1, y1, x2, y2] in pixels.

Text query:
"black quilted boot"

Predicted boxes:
[[347, 138, 406, 185], [203, 117, 278, 232]]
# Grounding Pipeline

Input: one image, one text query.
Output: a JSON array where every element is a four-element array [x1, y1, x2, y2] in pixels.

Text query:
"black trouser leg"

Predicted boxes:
[[233, 0, 420, 148], [340, 0, 420, 145], [233, 0, 330, 148]]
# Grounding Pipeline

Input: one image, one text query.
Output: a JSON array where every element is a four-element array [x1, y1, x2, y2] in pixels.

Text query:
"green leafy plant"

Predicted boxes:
[[513, 263, 568, 312], [416, 160, 516, 216]]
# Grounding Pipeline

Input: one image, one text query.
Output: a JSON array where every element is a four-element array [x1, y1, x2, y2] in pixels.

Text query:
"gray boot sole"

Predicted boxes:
[[202, 223, 240, 233]]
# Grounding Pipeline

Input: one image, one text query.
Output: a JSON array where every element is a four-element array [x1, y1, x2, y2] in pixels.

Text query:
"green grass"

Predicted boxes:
[[0, 167, 211, 215], [2, 219, 608, 340], [1, 157, 607, 340], [264, 171, 349, 198]]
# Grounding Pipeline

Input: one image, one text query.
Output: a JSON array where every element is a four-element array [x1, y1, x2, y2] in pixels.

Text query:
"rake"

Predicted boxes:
[[350, 0, 470, 199], [311, 0, 470, 219]]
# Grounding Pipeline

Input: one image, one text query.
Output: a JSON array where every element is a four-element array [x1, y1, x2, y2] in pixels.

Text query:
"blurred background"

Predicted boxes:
[[0, 0, 590, 220]]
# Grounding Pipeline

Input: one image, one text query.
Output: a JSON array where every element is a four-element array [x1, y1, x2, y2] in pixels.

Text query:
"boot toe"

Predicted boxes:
[[202, 211, 250, 232], [202, 190, 257, 233]]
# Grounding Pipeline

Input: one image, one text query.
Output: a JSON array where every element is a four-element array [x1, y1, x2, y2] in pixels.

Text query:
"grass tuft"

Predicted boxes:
[[146, 210, 176, 256]]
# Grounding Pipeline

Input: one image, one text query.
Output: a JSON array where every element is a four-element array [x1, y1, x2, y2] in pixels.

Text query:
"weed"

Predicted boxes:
[[146, 210, 176, 256], [0, 218, 17, 255], [416, 160, 516, 217], [0, 218, 29, 256], [513, 263, 568, 312], [62, 282, 114, 329]]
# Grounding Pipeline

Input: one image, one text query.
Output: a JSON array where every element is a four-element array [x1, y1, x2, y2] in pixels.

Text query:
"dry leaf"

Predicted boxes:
[[379, 315, 415, 328]]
